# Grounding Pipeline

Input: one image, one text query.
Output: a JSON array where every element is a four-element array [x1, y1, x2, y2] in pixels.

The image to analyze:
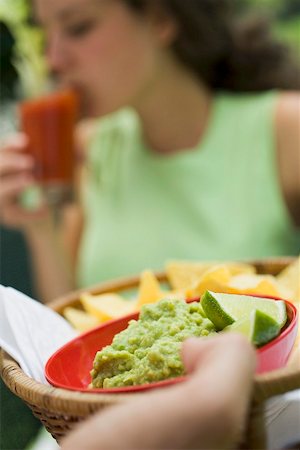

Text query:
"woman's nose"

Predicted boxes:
[[46, 34, 69, 76]]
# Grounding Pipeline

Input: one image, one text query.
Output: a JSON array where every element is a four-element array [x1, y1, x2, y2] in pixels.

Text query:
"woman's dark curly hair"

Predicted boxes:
[[124, 0, 300, 91]]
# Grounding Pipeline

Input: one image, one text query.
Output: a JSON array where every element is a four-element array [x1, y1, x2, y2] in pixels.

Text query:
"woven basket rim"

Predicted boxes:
[[0, 350, 136, 415], [0, 349, 300, 413], [1, 256, 299, 414], [1, 348, 300, 412]]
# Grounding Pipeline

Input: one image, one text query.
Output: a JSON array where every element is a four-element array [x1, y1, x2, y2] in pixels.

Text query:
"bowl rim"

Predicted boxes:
[[45, 296, 298, 394]]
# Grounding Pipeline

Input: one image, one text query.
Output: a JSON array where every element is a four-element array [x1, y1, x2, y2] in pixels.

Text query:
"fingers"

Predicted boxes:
[[0, 195, 49, 223], [181, 334, 256, 448], [0, 132, 37, 227], [0, 174, 35, 203], [0, 132, 34, 191], [1, 132, 29, 150], [182, 333, 256, 377], [182, 333, 256, 420], [181, 336, 208, 373], [0, 133, 33, 175], [0, 152, 34, 174]]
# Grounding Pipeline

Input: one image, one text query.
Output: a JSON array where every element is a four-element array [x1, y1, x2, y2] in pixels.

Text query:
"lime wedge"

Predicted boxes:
[[223, 309, 281, 347], [201, 290, 287, 331]]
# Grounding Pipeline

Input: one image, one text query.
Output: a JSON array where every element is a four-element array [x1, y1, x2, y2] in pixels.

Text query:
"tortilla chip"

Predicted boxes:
[[277, 257, 300, 302], [81, 293, 136, 322], [63, 306, 100, 332], [136, 270, 163, 307], [165, 260, 255, 290]]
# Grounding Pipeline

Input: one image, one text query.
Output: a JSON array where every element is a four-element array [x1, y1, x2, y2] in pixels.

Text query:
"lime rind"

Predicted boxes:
[[223, 309, 281, 347], [201, 290, 287, 330], [201, 291, 235, 331], [251, 310, 281, 346]]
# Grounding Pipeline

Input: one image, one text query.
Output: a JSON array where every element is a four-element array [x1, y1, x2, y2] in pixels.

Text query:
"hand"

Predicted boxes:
[[61, 333, 256, 450], [180, 334, 256, 449], [0, 133, 49, 229]]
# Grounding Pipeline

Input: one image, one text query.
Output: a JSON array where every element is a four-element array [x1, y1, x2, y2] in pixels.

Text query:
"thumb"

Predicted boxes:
[[181, 337, 209, 373], [182, 333, 256, 375]]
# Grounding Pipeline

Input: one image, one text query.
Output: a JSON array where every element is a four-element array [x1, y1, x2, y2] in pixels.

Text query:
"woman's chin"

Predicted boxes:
[[89, 105, 121, 118], [79, 100, 100, 119], [80, 95, 127, 118]]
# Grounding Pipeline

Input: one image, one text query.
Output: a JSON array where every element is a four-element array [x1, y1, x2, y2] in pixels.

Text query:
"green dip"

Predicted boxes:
[[91, 298, 216, 388]]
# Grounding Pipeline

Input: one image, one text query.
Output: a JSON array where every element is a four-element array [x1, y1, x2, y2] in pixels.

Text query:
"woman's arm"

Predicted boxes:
[[24, 119, 97, 303], [61, 334, 256, 450], [276, 91, 300, 226], [0, 120, 97, 303], [23, 203, 83, 303]]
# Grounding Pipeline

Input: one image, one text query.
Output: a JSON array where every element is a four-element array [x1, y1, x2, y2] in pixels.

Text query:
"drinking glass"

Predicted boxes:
[[19, 90, 79, 206]]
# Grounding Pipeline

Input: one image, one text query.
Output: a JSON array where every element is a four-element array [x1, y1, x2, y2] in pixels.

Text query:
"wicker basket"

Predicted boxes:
[[1, 257, 299, 449]]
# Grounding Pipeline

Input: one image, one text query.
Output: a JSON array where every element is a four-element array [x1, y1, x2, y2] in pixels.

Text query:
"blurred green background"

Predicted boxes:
[[0, 0, 299, 449], [246, 0, 300, 48]]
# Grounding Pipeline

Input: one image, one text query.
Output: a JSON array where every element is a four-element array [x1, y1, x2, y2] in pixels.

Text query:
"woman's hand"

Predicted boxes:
[[0, 131, 83, 302], [0, 133, 49, 229]]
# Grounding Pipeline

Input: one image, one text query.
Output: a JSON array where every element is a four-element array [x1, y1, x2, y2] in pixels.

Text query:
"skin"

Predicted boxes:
[[61, 333, 257, 450], [0, 0, 299, 301], [275, 92, 300, 225]]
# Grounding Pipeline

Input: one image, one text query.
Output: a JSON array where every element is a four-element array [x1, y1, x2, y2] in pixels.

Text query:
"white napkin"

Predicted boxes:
[[0, 284, 76, 384], [266, 390, 300, 449]]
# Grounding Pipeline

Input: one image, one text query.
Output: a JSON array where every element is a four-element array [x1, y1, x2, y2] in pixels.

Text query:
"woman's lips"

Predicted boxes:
[[64, 84, 91, 117]]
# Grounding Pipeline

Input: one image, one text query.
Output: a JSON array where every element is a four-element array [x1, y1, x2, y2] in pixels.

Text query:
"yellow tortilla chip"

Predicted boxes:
[[63, 306, 100, 332], [185, 267, 287, 299], [165, 261, 217, 290], [81, 292, 136, 322], [185, 265, 232, 298], [165, 260, 256, 290], [277, 257, 300, 302], [226, 274, 284, 297], [136, 270, 163, 308]]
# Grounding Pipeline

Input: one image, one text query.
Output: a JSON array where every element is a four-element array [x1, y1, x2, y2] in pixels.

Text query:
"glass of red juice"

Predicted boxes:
[[19, 90, 79, 205]]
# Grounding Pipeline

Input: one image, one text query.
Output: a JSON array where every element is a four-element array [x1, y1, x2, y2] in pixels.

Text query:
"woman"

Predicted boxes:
[[0, 0, 299, 302]]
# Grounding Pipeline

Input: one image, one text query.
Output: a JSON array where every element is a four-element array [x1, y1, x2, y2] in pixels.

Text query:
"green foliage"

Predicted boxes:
[[247, 0, 282, 11], [242, 0, 300, 55], [0, 0, 28, 24], [275, 17, 300, 53], [245, 0, 300, 16], [0, 0, 48, 98]]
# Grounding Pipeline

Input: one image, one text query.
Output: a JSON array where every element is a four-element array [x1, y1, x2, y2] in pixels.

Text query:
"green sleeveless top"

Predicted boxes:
[[77, 91, 300, 287]]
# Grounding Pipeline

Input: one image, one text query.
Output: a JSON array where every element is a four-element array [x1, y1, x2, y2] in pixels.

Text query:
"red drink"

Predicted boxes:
[[19, 90, 78, 203]]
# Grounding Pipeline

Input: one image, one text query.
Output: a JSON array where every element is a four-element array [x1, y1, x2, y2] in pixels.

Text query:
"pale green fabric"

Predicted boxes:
[[77, 91, 300, 287]]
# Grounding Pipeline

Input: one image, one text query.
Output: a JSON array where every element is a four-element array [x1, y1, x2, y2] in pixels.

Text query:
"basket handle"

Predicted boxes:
[[287, 344, 300, 369], [253, 359, 300, 403]]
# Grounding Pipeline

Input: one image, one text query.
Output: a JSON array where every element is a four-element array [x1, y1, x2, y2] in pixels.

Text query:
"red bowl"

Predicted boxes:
[[45, 298, 298, 394]]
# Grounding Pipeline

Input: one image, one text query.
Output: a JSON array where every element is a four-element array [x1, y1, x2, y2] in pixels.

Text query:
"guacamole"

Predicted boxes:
[[91, 298, 216, 388]]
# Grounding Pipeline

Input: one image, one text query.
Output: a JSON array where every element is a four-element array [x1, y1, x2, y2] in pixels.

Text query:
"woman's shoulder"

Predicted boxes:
[[276, 91, 300, 129], [275, 91, 300, 225], [275, 92, 300, 151]]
